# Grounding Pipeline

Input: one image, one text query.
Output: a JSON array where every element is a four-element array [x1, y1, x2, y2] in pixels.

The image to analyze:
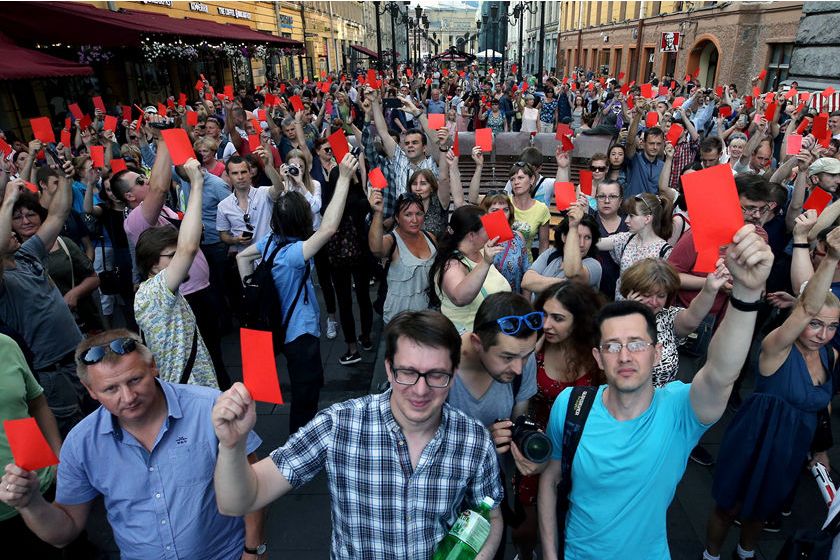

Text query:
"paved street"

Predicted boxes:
[[218, 287, 839, 559]]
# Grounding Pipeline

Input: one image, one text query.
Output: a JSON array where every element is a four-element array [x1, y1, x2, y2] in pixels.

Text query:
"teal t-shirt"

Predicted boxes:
[[547, 382, 709, 559]]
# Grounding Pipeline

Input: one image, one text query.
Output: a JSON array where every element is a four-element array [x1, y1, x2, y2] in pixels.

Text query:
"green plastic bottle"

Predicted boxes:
[[432, 496, 495, 560]]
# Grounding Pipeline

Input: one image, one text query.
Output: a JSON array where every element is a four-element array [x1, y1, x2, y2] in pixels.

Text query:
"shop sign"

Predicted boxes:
[[218, 6, 252, 20], [189, 2, 209, 14], [279, 15, 294, 29], [141, 0, 172, 6], [660, 32, 680, 53]]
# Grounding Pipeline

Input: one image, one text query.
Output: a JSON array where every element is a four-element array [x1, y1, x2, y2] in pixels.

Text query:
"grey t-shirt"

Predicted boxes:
[[447, 354, 538, 427], [530, 248, 602, 289], [0, 236, 83, 370]]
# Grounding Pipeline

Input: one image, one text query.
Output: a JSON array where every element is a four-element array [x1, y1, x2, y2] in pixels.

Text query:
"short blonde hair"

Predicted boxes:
[[619, 258, 681, 303], [75, 329, 153, 383]]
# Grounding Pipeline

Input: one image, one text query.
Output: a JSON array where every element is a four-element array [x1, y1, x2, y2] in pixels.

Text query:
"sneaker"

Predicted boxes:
[[763, 517, 782, 533], [781, 508, 792, 517], [326, 318, 338, 340], [339, 351, 361, 366], [690, 445, 715, 466], [358, 336, 374, 351]]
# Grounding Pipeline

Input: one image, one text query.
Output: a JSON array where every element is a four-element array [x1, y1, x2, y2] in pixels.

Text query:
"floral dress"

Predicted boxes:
[[486, 111, 505, 133], [493, 233, 529, 293], [610, 231, 672, 300]]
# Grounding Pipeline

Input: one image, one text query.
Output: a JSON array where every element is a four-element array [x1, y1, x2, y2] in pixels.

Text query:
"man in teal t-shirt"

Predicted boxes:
[[538, 225, 774, 560]]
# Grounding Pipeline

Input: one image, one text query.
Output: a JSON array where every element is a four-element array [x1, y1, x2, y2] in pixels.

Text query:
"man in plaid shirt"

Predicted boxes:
[[213, 310, 504, 559]]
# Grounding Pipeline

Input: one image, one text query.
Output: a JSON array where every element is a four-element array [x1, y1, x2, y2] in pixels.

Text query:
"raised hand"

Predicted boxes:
[[368, 189, 384, 213], [0, 464, 39, 509], [793, 209, 818, 240], [482, 236, 504, 264], [338, 153, 359, 178], [211, 383, 257, 450], [724, 225, 774, 292]]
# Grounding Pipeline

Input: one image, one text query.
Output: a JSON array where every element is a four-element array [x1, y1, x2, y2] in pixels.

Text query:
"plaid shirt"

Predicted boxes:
[[668, 135, 701, 192], [271, 390, 502, 559], [364, 123, 439, 219]]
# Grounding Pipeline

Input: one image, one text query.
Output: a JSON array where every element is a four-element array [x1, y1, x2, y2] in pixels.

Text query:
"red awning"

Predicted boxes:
[[0, 2, 303, 49], [351, 45, 380, 59], [0, 33, 93, 80]]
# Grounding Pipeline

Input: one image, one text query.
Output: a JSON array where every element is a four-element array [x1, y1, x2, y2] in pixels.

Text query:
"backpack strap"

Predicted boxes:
[[546, 249, 564, 267], [659, 243, 672, 259], [511, 371, 523, 402], [178, 330, 198, 385], [619, 232, 637, 261], [557, 386, 598, 540]]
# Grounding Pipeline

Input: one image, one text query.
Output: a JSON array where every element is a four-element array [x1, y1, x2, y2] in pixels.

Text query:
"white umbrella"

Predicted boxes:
[[476, 49, 502, 59]]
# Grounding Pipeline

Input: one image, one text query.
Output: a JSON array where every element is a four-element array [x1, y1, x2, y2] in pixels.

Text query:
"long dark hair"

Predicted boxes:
[[427, 205, 486, 308], [534, 283, 605, 385]]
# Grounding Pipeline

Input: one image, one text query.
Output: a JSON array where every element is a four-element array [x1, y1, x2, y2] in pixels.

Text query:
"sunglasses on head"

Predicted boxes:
[[80, 337, 137, 365], [478, 312, 545, 335], [634, 194, 653, 213]]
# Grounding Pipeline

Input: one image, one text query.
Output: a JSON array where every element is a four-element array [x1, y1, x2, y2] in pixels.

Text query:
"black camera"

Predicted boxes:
[[511, 415, 552, 463], [288, 164, 300, 177], [148, 117, 176, 130]]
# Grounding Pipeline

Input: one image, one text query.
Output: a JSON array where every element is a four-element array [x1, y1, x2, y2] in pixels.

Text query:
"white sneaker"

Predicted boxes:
[[326, 318, 338, 339]]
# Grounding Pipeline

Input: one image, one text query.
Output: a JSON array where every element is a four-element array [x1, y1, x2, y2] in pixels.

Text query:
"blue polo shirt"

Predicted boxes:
[[56, 380, 261, 560], [625, 152, 664, 198]]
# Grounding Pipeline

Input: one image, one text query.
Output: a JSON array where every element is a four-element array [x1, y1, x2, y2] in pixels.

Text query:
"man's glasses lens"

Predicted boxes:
[[599, 341, 653, 354], [81, 337, 138, 365], [392, 368, 452, 388], [497, 312, 545, 335]]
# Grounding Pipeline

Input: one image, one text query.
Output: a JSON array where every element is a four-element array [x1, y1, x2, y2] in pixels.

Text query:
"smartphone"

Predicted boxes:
[[383, 98, 402, 109], [45, 145, 66, 165], [241, 231, 254, 240]]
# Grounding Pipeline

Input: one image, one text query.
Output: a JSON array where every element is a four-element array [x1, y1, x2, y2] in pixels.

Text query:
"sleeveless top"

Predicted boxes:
[[437, 252, 512, 334], [383, 231, 436, 325]]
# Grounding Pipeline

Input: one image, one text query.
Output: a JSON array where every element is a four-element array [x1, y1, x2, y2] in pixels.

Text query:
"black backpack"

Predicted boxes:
[[241, 236, 310, 352]]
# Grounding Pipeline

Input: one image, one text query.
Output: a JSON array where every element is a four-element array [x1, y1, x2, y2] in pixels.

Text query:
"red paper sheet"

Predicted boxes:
[[122, 105, 132, 123], [68, 103, 84, 120], [578, 170, 593, 196], [784, 88, 798, 101], [327, 129, 349, 164], [554, 182, 576, 211], [240, 328, 283, 404], [110, 158, 127, 173], [562, 76, 569, 86], [803, 187, 832, 215], [194, 79, 204, 92], [640, 83, 653, 99], [427, 113, 445, 130], [559, 133, 574, 152], [666, 123, 684, 146], [620, 83, 630, 96], [758, 69, 767, 81], [480, 209, 514, 243], [60, 129, 71, 148], [166, 98, 175, 110], [555, 123, 573, 140], [90, 145, 105, 168], [618, 71, 625, 81], [681, 164, 744, 272], [29, 117, 55, 144], [158, 102, 167, 115], [224, 85, 234, 99], [715, 85, 723, 98], [80, 114, 92, 130], [752, 86, 761, 98], [672, 97, 685, 108], [186, 111, 199, 127], [452, 131, 460, 157], [92, 96, 106, 113], [289, 95, 304, 113], [764, 102, 777, 122], [796, 118, 811, 135], [744, 96, 753, 110], [475, 128, 492, 152], [645, 111, 659, 128], [659, 85, 670, 97], [822, 86, 836, 98], [813, 113, 829, 140], [3, 418, 59, 471], [718, 106, 732, 119], [764, 92, 775, 104], [442, 68, 450, 77], [369, 167, 387, 190], [177, 93, 186, 107], [161, 128, 195, 166], [786, 134, 803, 156], [23, 181, 38, 193], [103, 115, 117, 133], [248, 134, 261, 153]]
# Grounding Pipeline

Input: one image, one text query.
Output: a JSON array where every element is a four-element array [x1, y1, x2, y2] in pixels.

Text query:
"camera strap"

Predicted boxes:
[[556, 385, 597, 551]]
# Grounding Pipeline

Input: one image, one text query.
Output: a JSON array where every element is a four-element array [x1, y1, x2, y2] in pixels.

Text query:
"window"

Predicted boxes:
[[633, 1, 641, 19], [614, 48, 623, 75], [620, 1, 627, 20], [765, 43, 793, 90], [649, 1, 661, 16]]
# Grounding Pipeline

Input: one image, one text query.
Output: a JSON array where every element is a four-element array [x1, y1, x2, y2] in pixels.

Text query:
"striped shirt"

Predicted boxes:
[[271, 390, 503, 559]]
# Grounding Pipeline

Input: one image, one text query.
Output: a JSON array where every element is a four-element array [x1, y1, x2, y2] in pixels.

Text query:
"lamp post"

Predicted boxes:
[[512, 2, 537, 83], [537, 1, 546, 83], [481, 14, 488, 72], [374, 1, 403, 73]]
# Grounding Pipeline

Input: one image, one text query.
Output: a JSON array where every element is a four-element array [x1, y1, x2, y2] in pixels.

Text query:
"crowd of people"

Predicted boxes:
[[0, 57, 838, 560]]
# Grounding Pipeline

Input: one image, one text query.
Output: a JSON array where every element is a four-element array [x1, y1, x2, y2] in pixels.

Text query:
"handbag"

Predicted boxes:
[[327, 213, 363, 267], [776, 506, 840, 560], [97, 240, 125, 296]]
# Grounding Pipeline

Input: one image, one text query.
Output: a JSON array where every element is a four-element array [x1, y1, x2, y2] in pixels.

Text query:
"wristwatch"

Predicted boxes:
[[244, 543, 267, 555]]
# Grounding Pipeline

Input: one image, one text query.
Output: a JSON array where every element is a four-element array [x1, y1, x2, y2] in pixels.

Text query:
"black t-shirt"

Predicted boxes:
[[95, 204, 130, 249]]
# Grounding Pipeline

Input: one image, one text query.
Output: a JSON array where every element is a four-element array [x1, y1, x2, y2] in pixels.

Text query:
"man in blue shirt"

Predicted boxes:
[[538, 225, 774, 560], [624, 101, 666, 197], [0, 330, 265, 560]]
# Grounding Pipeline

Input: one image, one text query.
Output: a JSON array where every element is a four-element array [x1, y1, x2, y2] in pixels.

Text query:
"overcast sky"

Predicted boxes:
[[417, 0, 480, 11]]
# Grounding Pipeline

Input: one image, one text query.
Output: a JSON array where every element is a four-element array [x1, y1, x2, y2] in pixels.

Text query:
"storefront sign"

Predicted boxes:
[[660, 32, 680, 53], [189, 2, 209, 14], [279, 15, 294, 29], [141, 0, 172, 6], [218, 6, 252, 20]]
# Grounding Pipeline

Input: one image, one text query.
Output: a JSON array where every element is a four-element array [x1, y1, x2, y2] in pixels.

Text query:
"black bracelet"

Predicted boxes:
[[729, 295, 763, 312], [792, 242, 810, 249]]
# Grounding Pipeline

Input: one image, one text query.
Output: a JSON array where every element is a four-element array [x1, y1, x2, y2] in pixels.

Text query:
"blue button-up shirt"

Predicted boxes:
[[625, 152, 664, 198], [56, 380, 262, 560]]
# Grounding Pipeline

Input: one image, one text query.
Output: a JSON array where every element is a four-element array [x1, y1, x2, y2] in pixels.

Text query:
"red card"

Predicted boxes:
[[366, 69, 380, 88], [480, 209, 514, 243], [23, 181, 38, 193], [640, 83, 653, 99], [764, 92, 775, 104], [158, 102, 167, 115], [279, 84, 286, 94], [80, 114, 92, 130], [426, 78, 432, 86], [758, 69, 767, 81], [92, 96, 106, 113], [620, 83, 630, 96], [715, 85, 723, 98], [752, 86, 761, 98], [784, 88, 798, 101], [369, 167, 387, 190], [522, 82, 528, 92], [178, 93, 187, 107], [744, 95, 753, 110], [670, 80, 676, 90], [560, 133, 574, 153], [804, 187, 832, 215], [68, 103, 83, 120], [240, 328, 283, 404], [0, 138, 12, 156], [820, 129, 833, 148], [90, 145, 105, 168], [327, 129, 349, 164], [122, 105, 132, 123], [658, 86, 670, 97], [554, 181, 576, 211], [161, 128, 195, 166], [224, 85, 234, 99], [289, 95, 304, 113], [186, 111, 199, 127], [764, 102, 777, 122], [684, 73, 692, 83], [588, 82, 594, 92], [29, 117, 55, 144], [427, 113, 445, 130], [681, 164, 744, 273], [3, 418, 59, 471], [475, 128, 492, 153], [166, 98, 175, 110], [645, 111, 659, 128], [692, 68, 700, 78], [797, 118, 812, 135], [511, 65, 518, 75], [786, 134, 803, 156], [250, 115, 261, 131], [813, 113, 829, 140], [555, 123, 573, 140], [110, 158, 127, 174], [204, 92, 213, 101], [452, 131, 460, 157], [248, 134, 261, 152], [822, 86, 836, 98], [578, 170, 593, 196], [562, 76, 569, 86], [406, 68, 412, 79], [320, 70, 327, 79], [618, 71, 625, 81], [671, 97, 685, 109], [442, 68, 450, 77], [60, 129, 71, 148], [718, 106, 732, 119], [103, 115, 117, 133], [666, 123, 684, 146], [194, 79, 204, 92]]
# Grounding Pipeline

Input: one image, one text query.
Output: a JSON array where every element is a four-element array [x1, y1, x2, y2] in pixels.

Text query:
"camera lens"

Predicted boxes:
[[289, 166, 300, 176], [511, 415, 552, 463]]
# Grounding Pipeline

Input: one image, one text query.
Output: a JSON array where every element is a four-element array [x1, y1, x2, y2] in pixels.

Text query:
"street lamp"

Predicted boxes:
[[511, 1, 537, 83], [374, 1, 404, 74], [474, 19, 480, 59]]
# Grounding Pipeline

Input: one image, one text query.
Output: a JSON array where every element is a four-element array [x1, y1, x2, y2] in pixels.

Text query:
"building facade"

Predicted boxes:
[[554, 1, 803, 93]]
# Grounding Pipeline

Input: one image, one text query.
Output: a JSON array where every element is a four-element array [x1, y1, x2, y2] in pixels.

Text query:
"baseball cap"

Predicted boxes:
[[809, 157, 840, 177]]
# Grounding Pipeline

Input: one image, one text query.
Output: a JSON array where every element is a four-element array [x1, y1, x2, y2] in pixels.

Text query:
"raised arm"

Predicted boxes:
[[446, 150, 466, 209], [82, 167, 103, 218], [302, 154, 358, 261], [560, 203, 589, 283], [467, 147, 484, 205], [674, 261, 729, 337], [36, 161, 74, 249], [366, 189, 394, 259], [370, 91, 398, 158], [140, 125, 172, 225], [163, 158, 203, 293], [689, 225, 773, 425], [625, 104, 643, 160], [441, 239, 504, 306], [791, 210, 818, 292], [659, 143, 679, 204]]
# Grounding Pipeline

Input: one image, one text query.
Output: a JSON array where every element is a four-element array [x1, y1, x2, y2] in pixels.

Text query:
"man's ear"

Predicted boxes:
[[469, 332, 484, 355], [592, 346, 604, 372]]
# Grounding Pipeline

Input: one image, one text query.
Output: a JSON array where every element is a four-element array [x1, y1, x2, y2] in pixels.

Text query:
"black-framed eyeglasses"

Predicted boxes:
[[485, 189, 508, 197], [740, 204, 770, 217], [511, 161, 528, 169], [634, 194, 653, 214], [80, 337, 138, 365], [478, 311, 545, 335], [598, 341, 654, 354], [391, 366, 453, 388]]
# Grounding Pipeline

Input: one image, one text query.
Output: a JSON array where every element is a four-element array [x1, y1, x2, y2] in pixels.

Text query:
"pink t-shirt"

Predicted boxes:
[[124, 203, 210, 295]]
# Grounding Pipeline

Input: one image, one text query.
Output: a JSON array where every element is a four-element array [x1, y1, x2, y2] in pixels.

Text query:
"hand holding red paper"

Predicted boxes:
[[3, 418, 59, 471], [480, 210, 514, 243], [240, 328, 283, 404], [369, 167, 388, 190], [554, 181, 577, 211]]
